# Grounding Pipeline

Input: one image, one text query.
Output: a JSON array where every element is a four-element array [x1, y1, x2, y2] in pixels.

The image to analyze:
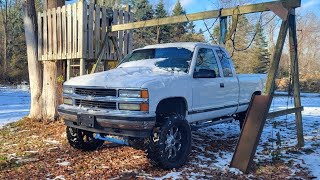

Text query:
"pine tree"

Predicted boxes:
[[251, 22, 270, 73], [155, 0, 171, 43], [211, 15, 255, 73], [187, 21, 195, 33], [172, 0, 187, 41], [229, 15, 255, 73], [132, 0, 156, 48]]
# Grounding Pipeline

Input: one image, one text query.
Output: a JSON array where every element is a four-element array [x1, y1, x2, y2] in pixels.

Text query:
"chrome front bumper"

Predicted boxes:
[[58, 105, 156, 138]]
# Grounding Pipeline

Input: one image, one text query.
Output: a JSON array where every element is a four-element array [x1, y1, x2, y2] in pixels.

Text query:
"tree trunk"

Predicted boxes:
[[41, 0, 65, 121], [1, 2, 8, 80], [42, 62, 58, 120], [22, 0, 43, 120]]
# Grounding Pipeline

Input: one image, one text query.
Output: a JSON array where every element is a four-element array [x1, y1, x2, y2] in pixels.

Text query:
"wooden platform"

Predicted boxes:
[[37, 1, 133, 61]]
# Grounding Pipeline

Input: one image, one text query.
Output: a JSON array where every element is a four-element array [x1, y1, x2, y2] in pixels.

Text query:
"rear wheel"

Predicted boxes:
[[66, 127, 104, 151], [147, 114, 192, 169], [235, 111, 246, 130]]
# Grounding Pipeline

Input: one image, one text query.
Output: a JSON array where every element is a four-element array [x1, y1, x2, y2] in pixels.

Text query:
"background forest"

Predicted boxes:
[[0, 0, 319, 92]]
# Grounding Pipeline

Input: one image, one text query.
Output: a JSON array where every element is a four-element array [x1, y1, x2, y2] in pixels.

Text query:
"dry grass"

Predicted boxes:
[[0, 118, 313, 179]]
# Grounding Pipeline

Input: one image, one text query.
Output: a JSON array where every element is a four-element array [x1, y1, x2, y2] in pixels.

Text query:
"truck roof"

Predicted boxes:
[[142, 42, 222, 51]]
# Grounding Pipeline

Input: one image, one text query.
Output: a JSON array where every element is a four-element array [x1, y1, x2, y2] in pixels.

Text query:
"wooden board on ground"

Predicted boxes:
[[230, 95, 272, 173]]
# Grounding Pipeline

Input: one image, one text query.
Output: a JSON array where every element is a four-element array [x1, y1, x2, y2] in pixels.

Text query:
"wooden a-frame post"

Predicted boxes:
[[231, 4, 304, 172], [288, 10, 304, 147]]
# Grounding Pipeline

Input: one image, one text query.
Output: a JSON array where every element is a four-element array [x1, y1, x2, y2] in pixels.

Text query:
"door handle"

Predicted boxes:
[[220, 83, 224, 88]]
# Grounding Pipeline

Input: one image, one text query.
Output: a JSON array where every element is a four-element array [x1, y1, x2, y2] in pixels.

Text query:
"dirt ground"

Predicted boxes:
[[0, 117, 315, 179]]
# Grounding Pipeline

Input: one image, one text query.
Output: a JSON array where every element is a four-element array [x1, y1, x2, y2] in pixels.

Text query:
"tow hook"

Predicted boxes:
[[94, 133, 129, 145]]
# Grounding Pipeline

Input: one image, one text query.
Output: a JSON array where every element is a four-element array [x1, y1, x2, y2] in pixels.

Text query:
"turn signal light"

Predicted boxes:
[[141, 90, 149, 98], [140, 103, 149, 112]]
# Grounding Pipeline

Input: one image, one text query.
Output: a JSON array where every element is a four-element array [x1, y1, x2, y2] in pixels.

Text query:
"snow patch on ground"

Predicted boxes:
[[44, 139, 60, 145], [154, 171, 182, 180], [0, 87, 30, 128], [56, 161, 70, 166]]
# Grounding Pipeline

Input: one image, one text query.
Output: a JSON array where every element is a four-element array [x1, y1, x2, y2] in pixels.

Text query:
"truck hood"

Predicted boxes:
[[64, 66, 188, 88]]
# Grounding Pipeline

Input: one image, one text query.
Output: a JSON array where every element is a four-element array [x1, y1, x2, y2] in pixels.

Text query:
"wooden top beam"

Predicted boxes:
[[111, 0, 301, 32]]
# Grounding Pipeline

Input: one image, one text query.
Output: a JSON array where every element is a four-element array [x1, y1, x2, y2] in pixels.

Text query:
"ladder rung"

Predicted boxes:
[[70, 65, 80, 67]]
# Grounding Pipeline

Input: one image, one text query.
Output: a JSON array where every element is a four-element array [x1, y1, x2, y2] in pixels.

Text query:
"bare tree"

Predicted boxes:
[[0, 0, 12, 79], [23, 0, 64, 121], [22, 0, 43, 119]]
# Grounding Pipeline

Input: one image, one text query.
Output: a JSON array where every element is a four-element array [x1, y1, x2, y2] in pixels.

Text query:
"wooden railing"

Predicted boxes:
[[37, 1, 133, 61]]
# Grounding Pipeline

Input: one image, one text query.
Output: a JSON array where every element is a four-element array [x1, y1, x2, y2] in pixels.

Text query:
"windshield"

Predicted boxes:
[[119, 47, 193, 72]]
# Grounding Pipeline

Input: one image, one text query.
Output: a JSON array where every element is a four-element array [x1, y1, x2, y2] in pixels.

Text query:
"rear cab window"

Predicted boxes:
[[215, 49, 234, 77]]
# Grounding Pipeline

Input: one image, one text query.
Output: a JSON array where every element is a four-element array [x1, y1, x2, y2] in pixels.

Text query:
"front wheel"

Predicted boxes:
[[147, 115, 192, 169], [66, 127, 104, 151], [235, 111, 247, 130]]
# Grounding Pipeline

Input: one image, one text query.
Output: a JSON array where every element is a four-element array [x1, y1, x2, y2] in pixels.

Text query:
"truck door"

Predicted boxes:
[[214, 49, 239, 115], [191, 47, 227, 122]]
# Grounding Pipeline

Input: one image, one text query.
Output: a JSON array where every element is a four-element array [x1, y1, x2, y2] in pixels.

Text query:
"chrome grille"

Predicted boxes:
[[74, 88, 117, 97], [75, 99, 116, 110]]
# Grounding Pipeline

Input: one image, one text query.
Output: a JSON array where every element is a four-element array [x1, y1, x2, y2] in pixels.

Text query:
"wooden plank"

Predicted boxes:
[[67, 5, 72, 59], [118, 10, 123, 57], [81, 1, 87, 58], [77, 1, 83, 58], [106, 18, 110, 59], [47, 9, 52, 60], [101, 6, 107, 60], [43, 10, 47, 60], [264, 19, 289, 95], [67, 60, 71, 80], [57, 7, 62, 59], [267, 107, 304, 119], [128, 12, 133, 53], [37, 12, 42, 60], [123, 11, 128, 57], [72, 3, 77, 59], [88, 3, 94, 59], [94, 4, 100, 58], [52, 8, 57, 59], [112, 9, 118, 59], [62, 6, 67, 59], [231, 95, 272, 173], [111, 0, 301, 32], [111, 36, 121, 61], [80, 59, 85, 75], [288, 11, 304, 147]]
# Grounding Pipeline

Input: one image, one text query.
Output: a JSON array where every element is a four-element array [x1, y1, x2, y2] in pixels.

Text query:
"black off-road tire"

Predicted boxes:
[[66, 126, 104, 151], [235, 111, 246, 130], [147, 114, 192, 169]]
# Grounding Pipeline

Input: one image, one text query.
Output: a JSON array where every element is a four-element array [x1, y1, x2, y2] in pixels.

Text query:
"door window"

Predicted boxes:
[[194, 48, 220, 77], [216, 50, 233, 77]]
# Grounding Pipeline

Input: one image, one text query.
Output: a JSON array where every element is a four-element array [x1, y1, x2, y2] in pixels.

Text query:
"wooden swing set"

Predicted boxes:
[[37, 0, 303, 173]]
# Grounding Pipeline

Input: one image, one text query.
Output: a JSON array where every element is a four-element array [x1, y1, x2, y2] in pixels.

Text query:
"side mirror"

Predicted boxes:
[[193, 69, 216, 78]]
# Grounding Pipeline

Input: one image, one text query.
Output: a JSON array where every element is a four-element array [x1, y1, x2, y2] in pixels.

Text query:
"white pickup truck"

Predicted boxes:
[[58, 42, 266, 169]]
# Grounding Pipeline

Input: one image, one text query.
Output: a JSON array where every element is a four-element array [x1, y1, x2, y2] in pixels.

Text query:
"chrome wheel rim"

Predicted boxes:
[[164, 126, 182, 159]]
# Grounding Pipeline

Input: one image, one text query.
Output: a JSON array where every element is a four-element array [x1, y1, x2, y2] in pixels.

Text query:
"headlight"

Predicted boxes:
[[119, 89, 148, 98], [63, 86, 73, 94], [119, 103, 149, 111], [63, 98, 73, 105], [119, 103, 140, 111]]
